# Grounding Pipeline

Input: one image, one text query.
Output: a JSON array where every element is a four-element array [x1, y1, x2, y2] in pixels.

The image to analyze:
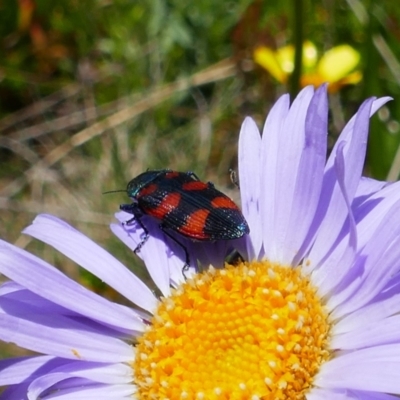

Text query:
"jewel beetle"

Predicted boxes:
[[119, 169, 249, 270]]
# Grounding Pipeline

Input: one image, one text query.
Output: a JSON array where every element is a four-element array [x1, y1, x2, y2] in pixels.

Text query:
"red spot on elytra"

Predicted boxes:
[[182, 181, 208, 191], [140, 183, 158, 196], [178, 208, 210, 239], [211, 196, 238, 209], [165, 171, 180, 179], [148, 192, 181, 219]]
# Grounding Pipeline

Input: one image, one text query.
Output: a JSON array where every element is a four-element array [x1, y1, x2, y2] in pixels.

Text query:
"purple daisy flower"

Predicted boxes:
[[1, 85, 399, 399]]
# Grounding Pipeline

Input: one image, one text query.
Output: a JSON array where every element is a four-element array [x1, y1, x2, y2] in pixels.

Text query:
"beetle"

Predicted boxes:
[[119, 169, 249, 271]]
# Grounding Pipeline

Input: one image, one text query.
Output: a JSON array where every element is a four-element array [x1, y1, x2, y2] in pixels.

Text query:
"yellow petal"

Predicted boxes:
[[254, 47, 287, 82], [339, 70, 363, 85], [276, 44, 295, 74], [327, 71, 363, 93], [301, 73, 325, 88], [317, 45, 361, 82], [302, 41, 318, 69]]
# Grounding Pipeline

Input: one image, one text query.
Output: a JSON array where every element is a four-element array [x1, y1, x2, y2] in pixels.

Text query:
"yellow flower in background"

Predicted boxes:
[[254, 41, 362, 92]]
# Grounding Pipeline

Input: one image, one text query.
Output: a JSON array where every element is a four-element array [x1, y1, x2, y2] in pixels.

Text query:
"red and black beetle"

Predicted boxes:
[[119, 169, 249, 270]]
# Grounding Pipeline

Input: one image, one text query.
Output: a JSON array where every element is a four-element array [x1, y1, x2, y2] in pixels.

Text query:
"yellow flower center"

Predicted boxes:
[[133, 261, 331, 400]]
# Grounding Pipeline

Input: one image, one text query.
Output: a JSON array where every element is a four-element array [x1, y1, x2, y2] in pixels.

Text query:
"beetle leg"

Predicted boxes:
[[187, 171, 215, 190], [160, 224, 192, 277], [120, 204, 149, 253], [186, 171, 201, 181], [133, 215, 150, 254], [120, 203, 137, 220]]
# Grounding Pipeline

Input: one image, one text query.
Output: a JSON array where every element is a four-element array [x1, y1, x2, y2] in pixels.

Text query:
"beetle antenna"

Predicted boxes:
[[102, 189, 127, 195]]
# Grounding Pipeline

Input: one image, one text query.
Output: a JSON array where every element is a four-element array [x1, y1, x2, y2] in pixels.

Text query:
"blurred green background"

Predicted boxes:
[[1, 0, 400, 332]]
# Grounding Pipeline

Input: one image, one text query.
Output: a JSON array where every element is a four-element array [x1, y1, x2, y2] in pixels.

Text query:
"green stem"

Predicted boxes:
[[290, 0, 304, 98]]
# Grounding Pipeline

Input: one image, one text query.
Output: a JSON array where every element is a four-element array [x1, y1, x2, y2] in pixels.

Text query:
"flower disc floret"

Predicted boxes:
[[133, 261, 330, 399]]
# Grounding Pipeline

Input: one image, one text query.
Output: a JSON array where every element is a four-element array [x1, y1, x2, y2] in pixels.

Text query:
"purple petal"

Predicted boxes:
[[238, 117, 262, 260], [331, 315, 400, 350], [1, 284, 140, 340], [32, 382, 135, 399], [187, 240, 228, 269], [0, 310, 132, 363], [0, 285, 129, 338], [334, 284, 400, 335], [23, 214, 157, 313], [0, 383, 30, 400], [27, 362, 132, 399], [308, 97, 391, 273], [288, 85, 328, 266], [331, 200, 400, 317], [307, 98, 374, 272], [350, 392, 400, 400], [315, 344, 400, 393], [0, 240, 145, 332], [112, 212, 197, 288], [308, 389, 400, 400], [328, 97, 391, 154], [262, 87, 315, 263], [260, 93, 290, 260], [353, 177, 391, 210], [306, 387, 354, 400], [326, 183, 400, 312], [352, 180, 400, 250], [309, 141, 358, 296], [110, 220, 172, 296], [0, 356, 61, 386], [110, 212, 145, 257]]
